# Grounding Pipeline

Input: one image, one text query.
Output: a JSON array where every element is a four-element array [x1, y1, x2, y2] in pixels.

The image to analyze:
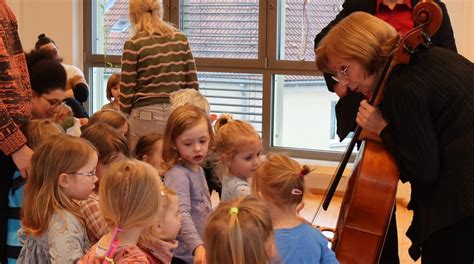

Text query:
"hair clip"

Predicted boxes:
[[230, 207, 239, 214], [291, 189, 303, 195]]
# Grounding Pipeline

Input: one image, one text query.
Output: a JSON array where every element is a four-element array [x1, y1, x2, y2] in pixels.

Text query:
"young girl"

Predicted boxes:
[[135, 132, 164, 174], [121, 0, 199, 147], [205, 196, 276, 264], [252, 153, 339, 264], [6, 120, 64, 263], [102, 73, 120, 111], [80, 123, 130, 243], [87, 109, 129, 137], [18, 135, 98, 263], [162, 105, 213, 264], [81, 159, 161, 263], [214, 115, 261, 202]]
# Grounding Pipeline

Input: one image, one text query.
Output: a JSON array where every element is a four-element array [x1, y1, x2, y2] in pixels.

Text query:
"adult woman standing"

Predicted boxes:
[[120, 0, 199, 148], [316, 12, 474, 263]]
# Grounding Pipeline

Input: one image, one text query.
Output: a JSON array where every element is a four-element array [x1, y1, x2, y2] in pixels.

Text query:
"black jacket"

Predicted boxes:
[[314, 0, 457, 140]]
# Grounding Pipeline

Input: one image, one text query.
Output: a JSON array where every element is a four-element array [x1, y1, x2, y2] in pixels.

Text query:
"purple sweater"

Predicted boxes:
[[164, 163, 211, 263]]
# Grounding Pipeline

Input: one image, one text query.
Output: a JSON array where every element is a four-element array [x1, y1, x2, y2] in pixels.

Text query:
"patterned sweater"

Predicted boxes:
[[0, 0, 32, 155], [119, 31, 199, 115]]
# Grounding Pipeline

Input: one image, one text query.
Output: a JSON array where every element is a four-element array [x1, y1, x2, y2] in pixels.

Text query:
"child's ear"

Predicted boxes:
[[58, 173, 71, 189], [221, 153, 231, 166], [296, 202, 305, 214]]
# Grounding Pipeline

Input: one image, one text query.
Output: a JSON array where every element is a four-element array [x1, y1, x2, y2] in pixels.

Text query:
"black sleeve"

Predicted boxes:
[[430, 1, 457, 52], [64, 98, 89, 118], [72, 83, 89, 103]]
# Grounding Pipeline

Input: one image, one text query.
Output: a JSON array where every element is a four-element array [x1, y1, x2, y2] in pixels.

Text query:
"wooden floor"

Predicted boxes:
[[299, 191, 420, 264], [211, 191, 420, 263]]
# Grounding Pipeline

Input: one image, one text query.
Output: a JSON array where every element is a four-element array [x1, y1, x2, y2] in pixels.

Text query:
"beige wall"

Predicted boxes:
[[445, 0, 474, 61], [7, 0, 84, 69]]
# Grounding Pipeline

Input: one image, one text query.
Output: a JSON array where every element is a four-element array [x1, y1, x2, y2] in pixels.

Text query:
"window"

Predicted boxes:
[[84, 0, 350, 161]]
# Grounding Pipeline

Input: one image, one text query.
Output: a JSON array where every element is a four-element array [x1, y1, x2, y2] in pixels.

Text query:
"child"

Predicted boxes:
[[6, 120, 64, 263], [102, 73, 120, 111], [214, 115, 261, 202], [87, 109, 129, 137], [81, 159, 161, 263], [121, 0, 199, 147], [140, 185, 181, 264], [252, 153, 339, 264], [80, 123, 130, 243], [204, 196, 276, 264], [18, 135, 98, 263], [135, 132, 164, 174], [162, 105, 213, 264], [53, 103, 84, 136]]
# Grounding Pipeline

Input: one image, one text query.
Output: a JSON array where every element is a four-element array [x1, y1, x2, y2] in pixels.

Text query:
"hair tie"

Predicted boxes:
[[291, 189, 303, 195], [147, 8, 153, 13], [230, 207, 239, 214], [299, 165, 310, 177]]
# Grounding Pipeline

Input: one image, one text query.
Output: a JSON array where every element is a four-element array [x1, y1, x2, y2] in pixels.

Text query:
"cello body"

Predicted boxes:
[[333, 141, 399, 264]]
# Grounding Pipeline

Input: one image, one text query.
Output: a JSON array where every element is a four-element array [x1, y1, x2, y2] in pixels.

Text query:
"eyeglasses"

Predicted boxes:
[[331, 64, 349, 83], [67, 171, 96, 178], [41, 95, 63, 108]]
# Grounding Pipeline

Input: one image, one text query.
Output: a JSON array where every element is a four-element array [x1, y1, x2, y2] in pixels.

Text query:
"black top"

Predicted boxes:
[[314, 0, 457, 140], [379, 47, 474, 260]]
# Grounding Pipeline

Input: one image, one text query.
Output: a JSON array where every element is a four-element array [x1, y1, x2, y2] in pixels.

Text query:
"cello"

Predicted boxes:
[[316, 1, 443, 263]]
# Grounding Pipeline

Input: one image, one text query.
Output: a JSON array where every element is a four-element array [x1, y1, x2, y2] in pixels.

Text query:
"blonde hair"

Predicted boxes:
[[252, 153, 311, 209], [129, 0, 176, 37], [99, 159, 162, 232], [316, 12, 399, 75], [214, 115, 260, 178], [205, 196, 274, 264], [106, 73, 120, 101], [88, 109, 128, 131], [170, 89, 210, 115], [162, 105, 213, 171], [22, 135, 97, 236], [52, 104, 75, 130], [25, 119, 64, 150]]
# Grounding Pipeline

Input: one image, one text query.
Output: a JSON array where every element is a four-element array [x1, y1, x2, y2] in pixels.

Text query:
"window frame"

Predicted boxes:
[[83, 0, 355, 162]]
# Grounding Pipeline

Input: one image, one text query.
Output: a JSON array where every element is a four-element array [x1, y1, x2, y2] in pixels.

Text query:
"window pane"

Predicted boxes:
[[276, 0, 343, 61], [180, 0, 259, 59], [198, 72, 262, 132], [93, 0, 131, 55], [272, 75, 352, 152], [90, 67, 121, 113]]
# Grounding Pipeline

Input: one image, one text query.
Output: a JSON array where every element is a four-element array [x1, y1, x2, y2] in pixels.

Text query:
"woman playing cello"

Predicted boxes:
[[316, 11, 474, 263]]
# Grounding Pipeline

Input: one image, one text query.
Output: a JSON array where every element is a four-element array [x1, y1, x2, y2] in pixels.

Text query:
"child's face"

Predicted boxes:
[[159, 195, 181, 241], [228, 140, 262, 180], [111, 85, 120, 100], [62, 153, 99, 200], [145, 140, 163, 171], [174, 119, 210, 170]]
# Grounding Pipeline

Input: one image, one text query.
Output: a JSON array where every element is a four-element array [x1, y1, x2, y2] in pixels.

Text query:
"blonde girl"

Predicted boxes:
[[87, 109, 129, 137], [80, 123, 130, 243], [7, 120, 64, 262], [121, 0, 199, 148], [135, 132, 164, 173], [102, 73, 120, 111], [18, 135, 98, 263], [162, 105, 213, 264], [214, 114, 261, 202], [252, 153, 338, 264], [205, 196, 276, 264], [81, 159, 161, 263]]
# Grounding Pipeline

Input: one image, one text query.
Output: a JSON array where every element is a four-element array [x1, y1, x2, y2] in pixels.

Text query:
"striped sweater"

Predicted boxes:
[[0, 0, 32, 155], [119, 31, 199, 115]]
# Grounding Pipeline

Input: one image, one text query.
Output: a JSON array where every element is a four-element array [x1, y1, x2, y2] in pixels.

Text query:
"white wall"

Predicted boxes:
[[445, 0, 474, 61], [7, 0, 84, 69]]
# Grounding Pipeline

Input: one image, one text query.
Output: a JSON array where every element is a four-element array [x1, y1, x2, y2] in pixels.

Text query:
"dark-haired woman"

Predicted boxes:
[[35, 33, 89, 118]]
